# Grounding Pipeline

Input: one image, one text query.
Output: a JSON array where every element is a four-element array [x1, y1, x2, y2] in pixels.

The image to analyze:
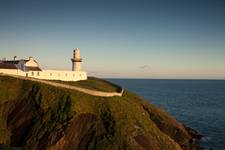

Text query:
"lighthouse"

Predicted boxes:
[[71, 48, 82, 71]]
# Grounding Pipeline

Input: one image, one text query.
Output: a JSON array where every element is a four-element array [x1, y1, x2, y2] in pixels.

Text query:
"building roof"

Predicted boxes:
[[0, 63, 17, 69], [2, 58, 39, 65], [2, 59, 36, 64], [2, 60, 21, 64], [26, 66, 42, 71]]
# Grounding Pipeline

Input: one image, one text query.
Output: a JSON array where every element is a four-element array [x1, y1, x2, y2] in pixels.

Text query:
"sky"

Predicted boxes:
[[0, 0, 225, 79]]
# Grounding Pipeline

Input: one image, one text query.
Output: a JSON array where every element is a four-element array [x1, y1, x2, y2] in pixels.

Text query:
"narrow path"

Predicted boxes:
[[0, 74, 123, 97]]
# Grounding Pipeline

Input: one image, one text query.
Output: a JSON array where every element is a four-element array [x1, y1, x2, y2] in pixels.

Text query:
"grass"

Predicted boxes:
[[0, 75, 190, 150], [50, 76, 122, 92]]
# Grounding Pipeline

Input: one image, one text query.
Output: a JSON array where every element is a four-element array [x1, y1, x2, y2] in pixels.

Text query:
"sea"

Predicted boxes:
[[107, 79, 225, 150]]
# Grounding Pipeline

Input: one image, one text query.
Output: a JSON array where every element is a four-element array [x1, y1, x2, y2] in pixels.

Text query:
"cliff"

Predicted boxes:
[[0, 75, 202, 150]]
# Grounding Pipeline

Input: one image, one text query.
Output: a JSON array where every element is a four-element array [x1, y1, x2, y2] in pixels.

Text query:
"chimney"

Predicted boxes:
[[29, 57, 34, 61]]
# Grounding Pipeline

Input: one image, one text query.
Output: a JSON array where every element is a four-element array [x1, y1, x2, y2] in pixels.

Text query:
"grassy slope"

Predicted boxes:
[[51, 77, 122, 92], [0, 76, 192, 150]]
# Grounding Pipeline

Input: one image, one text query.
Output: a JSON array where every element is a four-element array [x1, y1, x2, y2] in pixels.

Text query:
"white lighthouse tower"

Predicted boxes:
[[71, 48, 82, 71]]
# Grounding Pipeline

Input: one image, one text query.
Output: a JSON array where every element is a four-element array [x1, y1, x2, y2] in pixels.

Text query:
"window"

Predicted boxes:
[[50, 73, 52, 76], [37, 72, 40, 76], [31, 72, 34, 76], [65, 73, 67, 76]]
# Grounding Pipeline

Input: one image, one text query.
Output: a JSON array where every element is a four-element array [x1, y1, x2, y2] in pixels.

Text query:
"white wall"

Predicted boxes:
[[0, 69, 21, 76], [0, 69, 87, 81], [75, 62, 81, 72], [27, 70, 87, 81]]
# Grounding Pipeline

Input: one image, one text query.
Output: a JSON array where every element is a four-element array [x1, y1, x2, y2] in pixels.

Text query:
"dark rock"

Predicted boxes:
[[142, 103, 191, 145], [7, 99, 38, 146], [48, 113, 106, 150], [134, 135, 160, 150], [184, 126, 203, 140]]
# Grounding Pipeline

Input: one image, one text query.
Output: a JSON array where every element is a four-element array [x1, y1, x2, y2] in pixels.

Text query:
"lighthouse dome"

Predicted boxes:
[[73, 48, 81, 59]]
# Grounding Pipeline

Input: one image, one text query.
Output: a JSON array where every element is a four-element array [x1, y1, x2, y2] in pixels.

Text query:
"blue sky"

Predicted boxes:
[[0, 0, 225, 79]]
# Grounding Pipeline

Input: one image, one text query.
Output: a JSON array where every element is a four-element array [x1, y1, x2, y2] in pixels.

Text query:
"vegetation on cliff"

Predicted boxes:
[[0, 75, 202, 150]]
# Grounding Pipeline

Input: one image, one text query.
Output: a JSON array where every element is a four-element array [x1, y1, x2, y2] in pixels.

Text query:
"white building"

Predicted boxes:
[[0, 48, 87, 81]]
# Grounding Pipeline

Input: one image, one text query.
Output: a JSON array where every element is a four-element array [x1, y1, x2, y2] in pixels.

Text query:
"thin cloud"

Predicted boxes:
[[139, 65, 150, 70]]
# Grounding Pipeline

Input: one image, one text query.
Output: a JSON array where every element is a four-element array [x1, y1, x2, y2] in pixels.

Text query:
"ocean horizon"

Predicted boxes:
[[108, 79, 225, 150], [106, 78, 225, 80]]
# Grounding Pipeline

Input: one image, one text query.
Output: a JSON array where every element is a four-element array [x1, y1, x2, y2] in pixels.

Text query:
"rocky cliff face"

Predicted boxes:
[[0, 76, 203, 150]]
